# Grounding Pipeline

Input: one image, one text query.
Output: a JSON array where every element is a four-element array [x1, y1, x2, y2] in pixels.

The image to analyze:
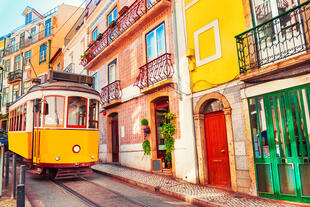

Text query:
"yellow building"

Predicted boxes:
[[183, 0, 255, 195], [0, 4, 83, 130]]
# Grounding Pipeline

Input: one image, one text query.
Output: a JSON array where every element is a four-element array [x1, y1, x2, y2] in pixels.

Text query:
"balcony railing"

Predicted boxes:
[[135, 53, 173, 90], [100, 80, 121, 106], [235, 1, 310, 74], [8, 70, 22, 83], [64, 63, 75, 73], [4, 27, 53, 57], [80, 0, 163, 66]]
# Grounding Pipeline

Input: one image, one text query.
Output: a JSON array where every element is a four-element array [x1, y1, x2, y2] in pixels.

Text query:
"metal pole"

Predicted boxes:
[[19, 165, 26, 185], [0, 144, 4, 197], [11, 153, 16, 198], [16, 184, 25, 207], [5, 151, 9, 186]]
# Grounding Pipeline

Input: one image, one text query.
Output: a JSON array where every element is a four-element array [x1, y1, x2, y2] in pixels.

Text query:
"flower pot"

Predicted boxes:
[[143, 126, 151, 135]]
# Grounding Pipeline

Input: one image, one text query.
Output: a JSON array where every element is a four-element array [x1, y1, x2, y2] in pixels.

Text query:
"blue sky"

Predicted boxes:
[[0, 0, 85, 37]]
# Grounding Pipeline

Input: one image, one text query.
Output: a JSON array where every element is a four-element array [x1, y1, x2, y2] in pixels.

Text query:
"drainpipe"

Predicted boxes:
[[172, 0, 200, 183], [48, 40, 52, 70], [20, 52, 24, 96]]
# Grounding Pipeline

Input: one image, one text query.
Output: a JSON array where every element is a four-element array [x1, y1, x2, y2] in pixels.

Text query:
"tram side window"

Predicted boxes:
[[34, 100, 42, 127], [44, 96, 65, 127], [22, 104, 27, 131], [89, 99, 99, 128], [67, 97, 87, 128]]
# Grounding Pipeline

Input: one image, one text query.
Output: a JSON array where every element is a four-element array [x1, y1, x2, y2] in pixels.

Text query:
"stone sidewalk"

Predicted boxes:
[[92, 164, 307, 207]]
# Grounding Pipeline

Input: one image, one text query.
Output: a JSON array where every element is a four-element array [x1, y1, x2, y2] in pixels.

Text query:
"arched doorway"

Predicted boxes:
[[109, 112, 119, 162], [194, 92, 237, 191], [204, 99, 231, 187]]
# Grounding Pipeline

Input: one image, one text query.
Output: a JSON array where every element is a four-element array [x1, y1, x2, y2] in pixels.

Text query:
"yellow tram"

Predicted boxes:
[[8, 70, 100, 179]]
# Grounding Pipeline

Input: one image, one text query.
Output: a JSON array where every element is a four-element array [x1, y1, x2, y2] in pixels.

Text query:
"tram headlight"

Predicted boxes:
[[91, 155, 94, 159], [72, 145, 81, 153], [56, 157, 60, 161]]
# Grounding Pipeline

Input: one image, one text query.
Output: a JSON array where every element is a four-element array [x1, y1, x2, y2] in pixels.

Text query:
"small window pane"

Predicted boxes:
[[249, 98, 261, 158], [300, 164, 310, 197], [44, 96, 64, 126], [89, 99, 98, 128], [256, 164, 274, 193], [67, 97, 87, 127], [278, 164, 296, 195]]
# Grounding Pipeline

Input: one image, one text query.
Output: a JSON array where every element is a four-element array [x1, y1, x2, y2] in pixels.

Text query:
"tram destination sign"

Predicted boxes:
[[48, 70, 95, 88]]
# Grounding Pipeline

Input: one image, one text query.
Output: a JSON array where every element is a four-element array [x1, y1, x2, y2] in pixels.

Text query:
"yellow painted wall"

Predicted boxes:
[[185, 0, 247, 92], [8, 132, 32, 159], [0, 39, 5, 51]]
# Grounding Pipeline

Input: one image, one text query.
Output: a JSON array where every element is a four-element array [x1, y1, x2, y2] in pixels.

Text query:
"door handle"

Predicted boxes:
[[213, 159, 222, 162], [221, 149, 225, 153]]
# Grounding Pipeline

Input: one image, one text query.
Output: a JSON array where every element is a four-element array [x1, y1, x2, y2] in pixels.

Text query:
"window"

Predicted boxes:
[[22, 104, 27, 131], [89, 99, 99, 128], [23, 81, 31, 94], [25, 51, 31, 66], [31, 27, 37, 42], [107, 7, 117, 26], [93, 73, 98, 90], [34, 99, 42, 127], [146, 0, 157, 8], [108, 60, 116, 84], [45, 18, 52, 37], [11, 38, 15, 53], [146, 23, 166, 62], [3, 88, 9, 106], [25, 12, 32, 24], [14, 56, 21, 71], [31, 27, 36, 35], [12, 84, 20, 102], [92, 27, 98, 41], [67, 97, 87, 128], [39, 44, 47, 63], [4, 60, 10, 78], [20, 33, 25, 48], [44, 96, 65, 127]]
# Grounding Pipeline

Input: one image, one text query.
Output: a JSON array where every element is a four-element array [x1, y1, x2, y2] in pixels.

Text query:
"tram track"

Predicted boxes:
[[51, 173, 153, 207]]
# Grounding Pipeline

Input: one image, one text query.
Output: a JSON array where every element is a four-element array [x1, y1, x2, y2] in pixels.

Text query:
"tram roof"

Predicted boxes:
[[28, 81, 100, 96]]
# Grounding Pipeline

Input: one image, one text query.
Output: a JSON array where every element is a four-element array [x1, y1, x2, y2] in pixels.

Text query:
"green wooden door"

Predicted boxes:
[[249, 84, 310, 203]]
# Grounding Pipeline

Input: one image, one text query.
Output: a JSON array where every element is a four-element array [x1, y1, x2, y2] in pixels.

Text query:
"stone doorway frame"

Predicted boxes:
[[193, 92, 237, 191]]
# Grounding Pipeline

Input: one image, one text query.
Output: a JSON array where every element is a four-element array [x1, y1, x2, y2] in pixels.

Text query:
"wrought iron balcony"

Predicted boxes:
[[236, 1, 310, 74], [64, 63, 75, 73], [8, 70, 22, 84], [135, 53, 174, 90], [3, 27, 53, 57], [80, 0, 165, 67], [100, 80, 121, 107]]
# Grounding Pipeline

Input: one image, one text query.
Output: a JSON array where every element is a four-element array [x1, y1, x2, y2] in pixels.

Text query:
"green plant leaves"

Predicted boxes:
[[142, 140, 150, 155]]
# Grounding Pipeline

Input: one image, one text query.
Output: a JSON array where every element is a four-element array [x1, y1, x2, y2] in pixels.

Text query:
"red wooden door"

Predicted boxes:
[[204, 111, 231, 187], [112, 120, 119, 162]]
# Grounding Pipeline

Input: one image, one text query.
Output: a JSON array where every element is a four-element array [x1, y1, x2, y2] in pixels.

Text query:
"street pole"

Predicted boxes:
[[11, 153, 16, 198], [16, 184, 25, 207], [0, 144, 4, 197], [19, 165, 26, 185], [4, 151, 9, 186]]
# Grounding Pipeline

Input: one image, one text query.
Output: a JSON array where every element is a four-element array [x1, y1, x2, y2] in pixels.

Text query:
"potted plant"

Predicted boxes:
[[88, 40, 95, 48], [28, 35, 32, 39], [160, 113, 176, 171], [97, 33, 103, 41], [141, 118, 151, 135], [142, 140, 150, 156]]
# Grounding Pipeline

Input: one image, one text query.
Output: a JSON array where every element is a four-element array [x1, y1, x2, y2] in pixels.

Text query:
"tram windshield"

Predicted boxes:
[[67, 97, 87, 128], [89, 99, 99, 129], [44, 96, 65, 127]]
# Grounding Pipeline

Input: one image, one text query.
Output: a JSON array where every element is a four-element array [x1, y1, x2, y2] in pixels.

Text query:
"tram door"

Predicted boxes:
[[33, 100, 41, 164], [249, 86, 310, 203]]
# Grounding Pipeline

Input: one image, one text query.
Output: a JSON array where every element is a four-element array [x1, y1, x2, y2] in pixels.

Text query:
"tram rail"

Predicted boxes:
[[51, 172, 153, 207]]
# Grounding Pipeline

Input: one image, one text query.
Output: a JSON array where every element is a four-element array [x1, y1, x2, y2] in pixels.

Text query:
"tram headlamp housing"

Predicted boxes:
[[56, 157, 60, 161], [91, 155, 94, 159], [73, 145, 81, 153]]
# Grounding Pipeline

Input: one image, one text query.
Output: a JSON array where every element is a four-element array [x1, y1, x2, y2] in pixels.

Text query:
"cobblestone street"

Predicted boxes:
[[93, 164, 307, 207]]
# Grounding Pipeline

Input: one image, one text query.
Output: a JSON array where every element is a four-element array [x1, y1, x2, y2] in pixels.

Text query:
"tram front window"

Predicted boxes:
[[67, 97, 87, 128], [44, 96, 65, 127]]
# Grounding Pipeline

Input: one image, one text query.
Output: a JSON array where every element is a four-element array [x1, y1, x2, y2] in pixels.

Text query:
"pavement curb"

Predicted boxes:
[[93, 169, 218, 207]]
